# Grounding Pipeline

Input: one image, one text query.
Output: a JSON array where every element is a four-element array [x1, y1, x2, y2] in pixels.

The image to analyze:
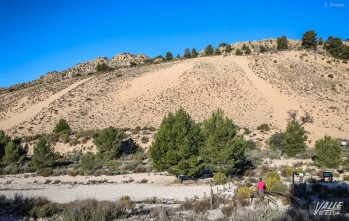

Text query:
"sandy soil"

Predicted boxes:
[[0, 173, 215, 203]]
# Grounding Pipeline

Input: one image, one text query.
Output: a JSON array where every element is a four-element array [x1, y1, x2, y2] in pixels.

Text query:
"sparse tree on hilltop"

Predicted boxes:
[[225, 45, 232, 53], [302, 30, 318, 49], [219, 42, 227, 47], [318, 37, 324, 45], [96, 63, 109, 72], [277, 36, 288, 50], [214, 48, 221, 55], [184, 48, 191, 59], [191, 48, 198, 58], [315, 135, 341, 168], [176, 54, 181, 59], [205, 45, 214, 56], [165, 52, 173, 61]]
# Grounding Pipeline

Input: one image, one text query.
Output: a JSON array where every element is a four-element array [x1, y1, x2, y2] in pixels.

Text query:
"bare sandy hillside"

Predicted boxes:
[[1, 51, 348, 146]]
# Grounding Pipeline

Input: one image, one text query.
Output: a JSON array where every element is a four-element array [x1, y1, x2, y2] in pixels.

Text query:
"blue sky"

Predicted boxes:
[[0, 0, 348, 87]]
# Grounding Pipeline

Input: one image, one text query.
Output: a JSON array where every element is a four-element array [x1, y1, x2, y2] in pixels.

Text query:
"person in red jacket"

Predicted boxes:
[[258, 177, 265, 198]]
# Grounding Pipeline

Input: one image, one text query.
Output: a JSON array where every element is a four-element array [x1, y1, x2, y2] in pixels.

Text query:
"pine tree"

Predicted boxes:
[[191, 48, 198, 58], [277, 36, 288, 50], [281, 121, 307, 157], [184, 48, 191, 59], [165, 52, 173, 61], [32, 138, 55, 169], [150, 108, 203, 176], [225, 45, 232, 53], [318, 37, 324, 45], [176, 54, 181, 59], [0, 130, 11, 160], [199, 109, 246, 175], [302, 30, 318, 49], [205, 45, 214, 56], [315, 135, 341, 168], [2, 141, 20, 164], [93, 127, 124, 159]]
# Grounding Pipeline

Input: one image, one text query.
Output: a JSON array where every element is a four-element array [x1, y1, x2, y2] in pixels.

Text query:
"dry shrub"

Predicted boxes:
[[139, 178, 148, 183], [118, 195, 133, 210], [193, 200, 210, 214], [37, 168, 53, 177], [62, 199, 129, 221], [144, 197, 160, 204], [135, 165, 146, 173], [180, 200, 194, 210], [221, 203, 236, 218], [152, 207, 170, 221], [52, 180, 61, 184], [67, 169, 79, 177]]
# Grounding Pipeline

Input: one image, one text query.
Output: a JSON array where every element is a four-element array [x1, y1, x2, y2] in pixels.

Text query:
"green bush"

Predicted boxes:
[[328, 74, 334, 78], [257, 123, 270, 132], [281, 166, 294, 177], [81, 152, 96, 171], [268, 132, 285, 150], [302, 30, 318, 49], [270, 181, 288, 193], [242, 44, 251, 54], [96, 63, 109, 72], [53, 118, 71, 134], [260, 45, 267, 53], [315, 135, 341, 168], [141, 136, 149, 144], [213, 172, 228, 184], [343, 175, 349, 182], [235, 48, 243, 56], [277, 36, 288, 50], [236, 186, 251, 200], [245, 140, 257, 150]]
